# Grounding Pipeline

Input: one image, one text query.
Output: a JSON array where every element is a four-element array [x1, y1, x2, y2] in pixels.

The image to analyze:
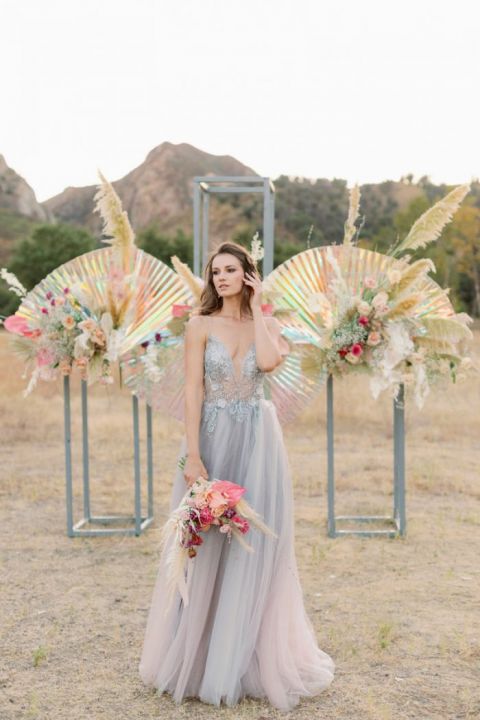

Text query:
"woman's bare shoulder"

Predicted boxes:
[[185, 313, 208, 339]]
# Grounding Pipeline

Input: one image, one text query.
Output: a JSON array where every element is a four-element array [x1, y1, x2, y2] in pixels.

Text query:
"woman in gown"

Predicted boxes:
[[138, 241, 335, 712]]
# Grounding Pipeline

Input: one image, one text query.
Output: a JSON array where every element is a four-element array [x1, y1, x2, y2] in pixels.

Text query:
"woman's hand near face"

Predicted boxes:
[[243, 269, 263, 311]]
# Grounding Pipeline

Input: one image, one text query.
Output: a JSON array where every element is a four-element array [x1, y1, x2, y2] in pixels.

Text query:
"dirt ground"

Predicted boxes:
[[0, 328, 479, 720]]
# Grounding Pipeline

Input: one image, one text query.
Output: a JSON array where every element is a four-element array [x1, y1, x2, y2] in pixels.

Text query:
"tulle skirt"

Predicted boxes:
[[138, 398, 335, 712]]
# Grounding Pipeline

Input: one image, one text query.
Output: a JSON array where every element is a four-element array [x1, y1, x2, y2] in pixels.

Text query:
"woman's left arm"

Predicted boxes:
[[244, 270, 290, 373]]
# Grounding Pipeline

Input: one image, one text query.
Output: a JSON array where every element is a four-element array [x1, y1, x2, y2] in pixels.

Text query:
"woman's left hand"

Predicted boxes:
[[243, 270, 263, 310]]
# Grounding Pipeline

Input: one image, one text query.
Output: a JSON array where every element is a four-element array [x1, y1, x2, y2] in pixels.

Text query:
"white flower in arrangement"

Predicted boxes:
[[250, 232, 264, 263], [0, 268, 27, 297], [371, 291, 389, 309], [387, 269, 402, 285], [356, 300, 371, 315], [307, 292, 333, 328]]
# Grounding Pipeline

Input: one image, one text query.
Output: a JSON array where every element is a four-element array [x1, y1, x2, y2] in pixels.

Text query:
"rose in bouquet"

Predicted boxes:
[[160, 476, 277, 612]]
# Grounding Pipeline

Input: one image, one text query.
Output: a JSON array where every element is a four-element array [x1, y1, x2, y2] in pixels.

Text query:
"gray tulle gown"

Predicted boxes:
[[138, 330, 335, 712]]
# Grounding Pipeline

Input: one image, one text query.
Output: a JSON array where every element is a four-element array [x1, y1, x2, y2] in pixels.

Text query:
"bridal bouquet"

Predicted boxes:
[[161, 476, 277, 611]]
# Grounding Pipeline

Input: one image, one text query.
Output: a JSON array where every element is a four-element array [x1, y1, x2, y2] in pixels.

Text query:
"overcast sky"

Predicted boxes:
[[2, 0, 479, 202]]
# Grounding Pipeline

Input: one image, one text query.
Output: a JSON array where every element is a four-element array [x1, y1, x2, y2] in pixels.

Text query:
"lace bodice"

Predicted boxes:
[[202, 333, 265, 434]]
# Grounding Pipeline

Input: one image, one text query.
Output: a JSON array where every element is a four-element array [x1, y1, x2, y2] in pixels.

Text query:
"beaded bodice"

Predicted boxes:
[[202, 333, 265, 433]]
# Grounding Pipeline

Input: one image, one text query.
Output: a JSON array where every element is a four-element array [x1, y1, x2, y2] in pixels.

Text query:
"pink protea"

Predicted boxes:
[[172, 303, 192, 318], [210, 480, 246, 508], [4, 315, 40, 338]]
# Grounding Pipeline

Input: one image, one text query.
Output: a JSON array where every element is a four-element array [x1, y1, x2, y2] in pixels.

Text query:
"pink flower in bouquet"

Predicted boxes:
[[211, 480, 246, 508], [232, 515, 250, 534], [364, 276, 376, 289], [92, 329, 106, 348], [172, 303, 192, 318], [36, 347, 55, 367], [261, 303, 274, 316], [210, 495, 229, 518], [357, 315, 369, 327], [199, 506, 214, 527], [366, 331, 381, 346], [55, 296, 65, 307]]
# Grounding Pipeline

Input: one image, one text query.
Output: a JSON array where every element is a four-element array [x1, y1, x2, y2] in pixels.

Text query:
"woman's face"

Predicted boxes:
[[211, 253, 246, 298]]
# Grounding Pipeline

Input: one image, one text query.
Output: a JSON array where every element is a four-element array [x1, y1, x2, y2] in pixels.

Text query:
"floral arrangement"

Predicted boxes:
[[301, 183, 477, 408], [1, 171, 139, 393], [161, 476, 276, 611]]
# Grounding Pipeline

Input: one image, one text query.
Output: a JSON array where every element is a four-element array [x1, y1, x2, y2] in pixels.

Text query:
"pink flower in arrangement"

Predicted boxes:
[[58, 359, 72, 376], [63, 287, 70, 295], [261, 303, 274, 316], [351, 343, 364, 357], [62, 315, 75, 330], [210, 480, 246, 508], [41, 307, 49, 315], [358, 315, 369, 327], [4, 315, 39, 338], [46, 291, 53, 301], [367, 331, 381, 346], [36, 347, 55, 367], [172, 303, 192, 318], [364, 276, 376, 289]]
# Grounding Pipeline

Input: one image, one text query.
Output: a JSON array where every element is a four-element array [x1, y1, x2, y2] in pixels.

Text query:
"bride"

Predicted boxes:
[[139, 241, 335, 711]]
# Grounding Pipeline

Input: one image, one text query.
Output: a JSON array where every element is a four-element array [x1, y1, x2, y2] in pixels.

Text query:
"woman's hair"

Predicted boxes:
[[196, 241, 258, 317]]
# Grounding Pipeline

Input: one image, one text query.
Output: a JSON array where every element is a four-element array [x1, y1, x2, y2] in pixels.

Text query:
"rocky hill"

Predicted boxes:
[[0, 155, 52, 222], [43, 142, 258, 238]]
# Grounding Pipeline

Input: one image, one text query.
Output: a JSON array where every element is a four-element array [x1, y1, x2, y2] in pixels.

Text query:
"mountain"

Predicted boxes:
[[0, 155, 52, 222], [43, 142, 258, 238]]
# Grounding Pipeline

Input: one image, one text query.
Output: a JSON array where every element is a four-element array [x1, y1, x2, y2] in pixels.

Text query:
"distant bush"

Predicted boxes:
[[0, 223, 96, 317]]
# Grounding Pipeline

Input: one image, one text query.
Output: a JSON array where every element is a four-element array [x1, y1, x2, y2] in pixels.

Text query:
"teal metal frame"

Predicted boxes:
[[193, 176, 275, 276], [63, 377, 154, 537], [326, 375, 406, 538]]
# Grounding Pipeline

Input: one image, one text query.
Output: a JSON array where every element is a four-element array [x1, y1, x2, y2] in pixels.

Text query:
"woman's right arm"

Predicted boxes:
[[183, 315, 208, 486]]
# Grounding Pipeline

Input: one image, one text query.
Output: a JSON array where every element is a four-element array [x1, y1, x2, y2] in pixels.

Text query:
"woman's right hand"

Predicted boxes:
[[183, 454, 208, 487]]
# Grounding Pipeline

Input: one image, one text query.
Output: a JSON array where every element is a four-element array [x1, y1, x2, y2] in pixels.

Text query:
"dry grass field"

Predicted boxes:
[[0, 328, 479, 720]]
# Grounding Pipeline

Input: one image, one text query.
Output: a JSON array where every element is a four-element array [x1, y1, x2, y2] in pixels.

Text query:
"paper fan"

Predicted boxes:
[[263, 244, 455, 345], [16, 247, 194, 355]]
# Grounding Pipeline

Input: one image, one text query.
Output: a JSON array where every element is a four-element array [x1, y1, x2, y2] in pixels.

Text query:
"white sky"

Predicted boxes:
[[1, 0, 479, 202]]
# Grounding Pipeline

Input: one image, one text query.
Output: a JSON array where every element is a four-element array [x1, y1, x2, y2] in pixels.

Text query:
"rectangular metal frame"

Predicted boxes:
[[193, 176, 275, 276], [63, 377, 154, 537], [326, 374, 406, 538]]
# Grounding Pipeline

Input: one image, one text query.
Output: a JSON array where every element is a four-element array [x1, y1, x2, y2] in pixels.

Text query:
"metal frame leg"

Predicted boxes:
[[63, 382, 155, 537], [326, 375, 406, 538]]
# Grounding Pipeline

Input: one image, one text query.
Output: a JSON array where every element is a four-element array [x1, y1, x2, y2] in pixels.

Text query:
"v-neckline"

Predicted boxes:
[[207, 333, 255, 382]]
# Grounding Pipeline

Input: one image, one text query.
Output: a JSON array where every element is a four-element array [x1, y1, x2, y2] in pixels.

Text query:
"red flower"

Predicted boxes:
[[199, 507, 214, 526], [232, 515, 250, 534], [351, 343, 363, 357], [338, 348, 348, 358], [358, 315, 369, 326]]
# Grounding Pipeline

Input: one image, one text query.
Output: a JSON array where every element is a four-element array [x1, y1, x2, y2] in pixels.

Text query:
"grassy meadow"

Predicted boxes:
[[0, 327, 479, 720]]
